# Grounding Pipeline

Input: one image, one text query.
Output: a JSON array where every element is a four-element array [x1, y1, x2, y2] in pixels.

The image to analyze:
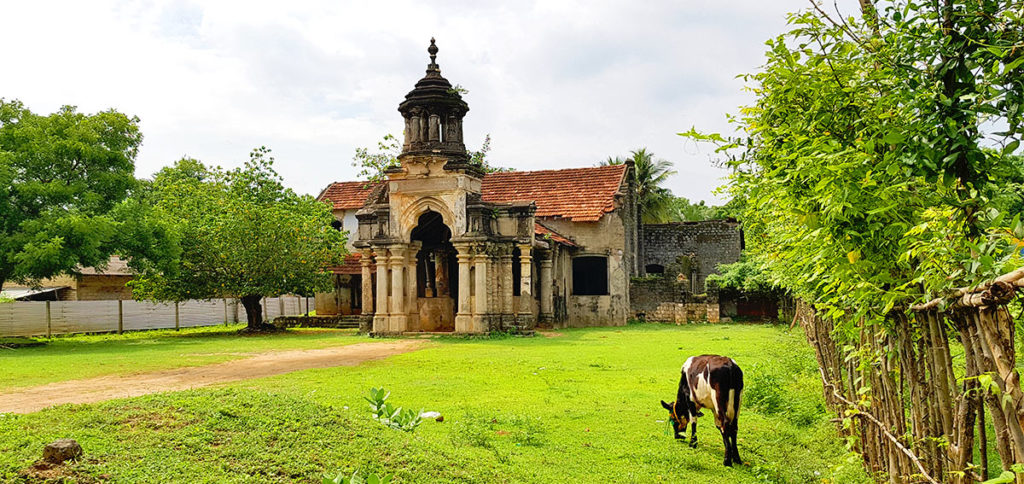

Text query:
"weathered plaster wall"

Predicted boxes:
[[543, 213, 629, 327]]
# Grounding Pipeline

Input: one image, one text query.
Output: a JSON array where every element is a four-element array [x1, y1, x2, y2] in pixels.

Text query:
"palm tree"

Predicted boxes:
[[602, 148, 678, 223]]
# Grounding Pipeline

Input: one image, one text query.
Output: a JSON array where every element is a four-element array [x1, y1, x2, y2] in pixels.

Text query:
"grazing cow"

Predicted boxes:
[[661, 355, 744, 466]]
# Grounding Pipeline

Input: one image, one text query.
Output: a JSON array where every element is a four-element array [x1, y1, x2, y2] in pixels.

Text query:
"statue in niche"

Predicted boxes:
[[446, 114, 459, 143], [452, 118, 463, 143], [410, 115, 421, 143], [435, 250, 449, 296], [428, 114, 440, 141]]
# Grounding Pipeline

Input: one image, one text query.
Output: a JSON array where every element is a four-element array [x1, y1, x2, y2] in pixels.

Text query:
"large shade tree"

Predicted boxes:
[[130, 148, 346, 330], [0, 99, 142, 292]]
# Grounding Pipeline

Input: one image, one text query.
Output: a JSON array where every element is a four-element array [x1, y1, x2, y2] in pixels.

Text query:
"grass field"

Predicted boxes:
[[0, 323, 869, 483], [0, 324, 361, 390]]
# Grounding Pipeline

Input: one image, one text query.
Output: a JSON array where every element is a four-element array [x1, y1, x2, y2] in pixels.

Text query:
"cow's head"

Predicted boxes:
[[661, 400, 688, 438]]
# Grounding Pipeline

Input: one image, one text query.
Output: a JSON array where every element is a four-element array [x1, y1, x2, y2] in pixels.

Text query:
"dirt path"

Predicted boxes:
[[0, 339, 424, 414]]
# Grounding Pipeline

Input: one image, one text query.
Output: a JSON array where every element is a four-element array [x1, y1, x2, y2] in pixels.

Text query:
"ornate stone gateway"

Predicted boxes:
[[353, 39, 537, 335]]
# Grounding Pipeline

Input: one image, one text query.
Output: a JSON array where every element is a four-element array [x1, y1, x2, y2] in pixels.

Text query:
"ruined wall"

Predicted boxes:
[[639, 220, 742, 292]]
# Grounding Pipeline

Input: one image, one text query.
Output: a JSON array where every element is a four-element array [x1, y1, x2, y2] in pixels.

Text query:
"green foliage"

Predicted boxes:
[[127, 148, 346, 327], [603, 148, 678, 223], [323, 469, 392, 484], [364, 387, 423, 432], [706, 256, 779, 296], [0, 99, 142, 291], [682, 1, 1024, 327]]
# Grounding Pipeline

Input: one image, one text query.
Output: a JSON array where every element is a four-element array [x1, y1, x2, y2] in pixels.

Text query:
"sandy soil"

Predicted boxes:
[[0, 339, 424, 414]]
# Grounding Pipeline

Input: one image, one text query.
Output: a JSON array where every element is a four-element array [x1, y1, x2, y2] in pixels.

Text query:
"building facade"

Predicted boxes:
[[315, 40, 744, 333]]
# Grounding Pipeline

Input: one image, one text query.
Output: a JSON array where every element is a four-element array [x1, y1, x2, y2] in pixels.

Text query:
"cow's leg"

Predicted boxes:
[[729, 420, 741, 465], [719, 424, 732, 467], [689, 421, 698, 448]]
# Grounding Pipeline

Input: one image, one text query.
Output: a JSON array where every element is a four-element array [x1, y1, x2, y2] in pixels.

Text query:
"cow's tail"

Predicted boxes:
[[730, 365, 743, 423]]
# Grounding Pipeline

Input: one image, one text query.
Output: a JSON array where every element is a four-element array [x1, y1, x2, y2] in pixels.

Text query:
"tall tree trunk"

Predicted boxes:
[[240, 294, 265, 329]]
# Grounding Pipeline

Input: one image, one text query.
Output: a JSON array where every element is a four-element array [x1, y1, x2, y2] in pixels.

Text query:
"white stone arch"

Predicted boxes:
[[401, 196, 457, 242]]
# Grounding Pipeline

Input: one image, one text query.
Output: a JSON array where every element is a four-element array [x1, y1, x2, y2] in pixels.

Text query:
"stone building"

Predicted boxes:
[[315, 39, 743, 333]]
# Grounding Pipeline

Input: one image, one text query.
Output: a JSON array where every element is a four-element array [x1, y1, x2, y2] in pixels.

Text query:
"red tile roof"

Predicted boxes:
[[481, 164, 627, 222], [319, 164, 627, 223], [318, 181, 381, 210], [535, 222, 578, 247], [329, 253, 371, 275]]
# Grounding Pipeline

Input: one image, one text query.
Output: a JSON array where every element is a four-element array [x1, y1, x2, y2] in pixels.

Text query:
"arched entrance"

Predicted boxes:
[[410, 210, 458, 331]]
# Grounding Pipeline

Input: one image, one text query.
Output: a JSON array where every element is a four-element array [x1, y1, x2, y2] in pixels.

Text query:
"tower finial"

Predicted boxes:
[[427, 37, 439, 71]]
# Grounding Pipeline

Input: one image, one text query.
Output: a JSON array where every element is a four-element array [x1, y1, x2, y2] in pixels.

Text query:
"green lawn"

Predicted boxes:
[[0, 323, 868, 483], [0, 324, 363, 390]]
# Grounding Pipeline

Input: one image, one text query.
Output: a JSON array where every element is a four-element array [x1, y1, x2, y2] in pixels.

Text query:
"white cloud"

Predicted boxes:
[[0, 0, 860, 203]]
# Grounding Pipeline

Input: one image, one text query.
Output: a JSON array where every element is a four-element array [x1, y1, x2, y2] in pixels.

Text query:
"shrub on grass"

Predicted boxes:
[[323, 469, 392, 484], [365, 388, 422, 432]]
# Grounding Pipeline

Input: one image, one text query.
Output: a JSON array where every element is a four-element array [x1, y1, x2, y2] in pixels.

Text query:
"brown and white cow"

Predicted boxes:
[[661, 354, 744, 466]]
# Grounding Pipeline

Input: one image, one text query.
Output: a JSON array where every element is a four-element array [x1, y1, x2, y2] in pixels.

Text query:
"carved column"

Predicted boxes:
[[360, 250, 374, 317], [500, 247, 514, 326], [454, 244, 473, 332], [406, 242, 420, 329], [389, 248, 408, 332], [473, 246, 489, 331], [373, 248, 389, 332], [518, 244, 534, 327], [428, 114, 440, 141], [539, 250, 554, 323]]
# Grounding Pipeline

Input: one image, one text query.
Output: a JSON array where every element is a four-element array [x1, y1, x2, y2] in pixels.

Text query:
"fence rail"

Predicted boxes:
[[0, 296, 309, 337]]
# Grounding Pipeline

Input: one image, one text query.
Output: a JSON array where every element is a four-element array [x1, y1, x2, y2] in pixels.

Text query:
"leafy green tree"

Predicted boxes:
[[602, 148, 677, 223], [0, 99, 142, 292], [130, 148, 346, 330]]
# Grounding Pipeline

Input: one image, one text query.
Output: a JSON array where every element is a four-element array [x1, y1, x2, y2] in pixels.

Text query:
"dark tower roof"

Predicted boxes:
[[398, 38, 469, 117], [396, 38, 471, 163]]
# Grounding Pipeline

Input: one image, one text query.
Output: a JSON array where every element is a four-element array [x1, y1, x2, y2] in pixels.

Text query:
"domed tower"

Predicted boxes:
[[397, 38, 474, 170]]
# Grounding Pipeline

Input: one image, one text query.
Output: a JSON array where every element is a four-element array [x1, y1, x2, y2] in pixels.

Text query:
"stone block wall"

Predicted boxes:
[[639, 220, 742, 292], [647, 302, 720, 324]]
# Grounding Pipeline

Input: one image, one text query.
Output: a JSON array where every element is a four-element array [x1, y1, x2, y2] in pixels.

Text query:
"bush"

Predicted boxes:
[[323, 470, 392, 484]]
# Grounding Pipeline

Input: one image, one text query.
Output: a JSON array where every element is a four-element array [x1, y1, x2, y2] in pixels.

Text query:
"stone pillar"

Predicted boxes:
[[373, 249, 389, 332], [435, 249, 449, 296], [500, 247, 514, 326], [539, 251, 554, 323], [406, 242, 420, 320], [473, 246, 489, 331], [518, 244, 534, 327], [389, 248, 408, 332], [360, 252, 374, 313], [454, 244, 473, 332]]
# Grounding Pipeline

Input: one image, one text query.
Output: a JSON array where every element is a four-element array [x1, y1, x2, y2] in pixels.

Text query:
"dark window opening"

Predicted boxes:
[[572, 256, 608, 296], [645, 264, 665, 274], [330, 219, 343, 231], [512, 247, 522, 296]]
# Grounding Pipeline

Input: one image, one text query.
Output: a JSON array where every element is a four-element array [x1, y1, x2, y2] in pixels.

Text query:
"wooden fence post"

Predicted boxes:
[[279, 297, 285, 317], [263, 297, 268, 322], [45, 300, 51, 338], [175, 302, 180, 331], [223, 298, 228, 325], [118, 300, 124, 334]]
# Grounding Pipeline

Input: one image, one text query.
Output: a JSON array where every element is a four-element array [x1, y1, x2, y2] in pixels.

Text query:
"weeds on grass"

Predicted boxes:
[[365, 388, 422, 432]]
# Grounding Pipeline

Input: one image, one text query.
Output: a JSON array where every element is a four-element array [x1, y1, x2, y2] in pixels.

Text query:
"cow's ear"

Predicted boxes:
[[661, 400, 673, 411]]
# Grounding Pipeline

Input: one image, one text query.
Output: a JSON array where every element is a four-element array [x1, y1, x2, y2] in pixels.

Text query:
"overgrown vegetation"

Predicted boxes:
[[685, 0, 1024, 480]]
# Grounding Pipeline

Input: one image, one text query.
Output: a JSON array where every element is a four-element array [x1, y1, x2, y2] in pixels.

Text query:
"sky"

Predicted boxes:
[[0, 0, 860, 204]]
